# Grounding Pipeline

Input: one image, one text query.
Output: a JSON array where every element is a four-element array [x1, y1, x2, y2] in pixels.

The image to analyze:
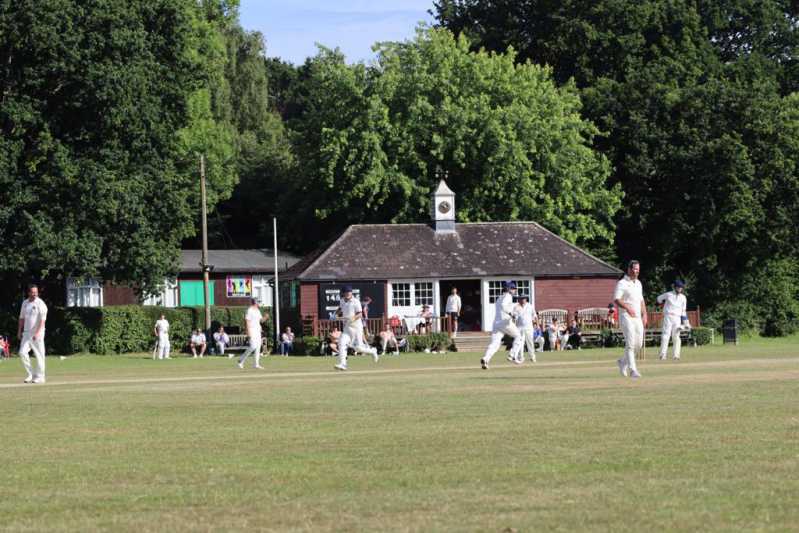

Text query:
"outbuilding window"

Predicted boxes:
[[66, 278, 103, 307], [392, 283, 412, 307]]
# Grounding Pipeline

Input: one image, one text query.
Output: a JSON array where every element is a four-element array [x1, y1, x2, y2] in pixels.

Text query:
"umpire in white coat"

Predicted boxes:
[[656, 280, 688, 360]]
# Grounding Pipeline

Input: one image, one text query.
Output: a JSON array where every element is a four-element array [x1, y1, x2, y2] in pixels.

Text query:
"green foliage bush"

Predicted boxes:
[[692, 327, 714, 346], [295, 336, 321, 356], [1, 306, 269, 355], [405, 333, 451, 352]]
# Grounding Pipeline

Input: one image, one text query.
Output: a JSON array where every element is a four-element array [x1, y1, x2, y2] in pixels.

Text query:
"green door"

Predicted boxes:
[[179, 281, 215, 306]]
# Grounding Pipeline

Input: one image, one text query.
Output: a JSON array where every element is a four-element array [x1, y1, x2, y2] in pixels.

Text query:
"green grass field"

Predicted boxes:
[[1, 338, 797, 532]]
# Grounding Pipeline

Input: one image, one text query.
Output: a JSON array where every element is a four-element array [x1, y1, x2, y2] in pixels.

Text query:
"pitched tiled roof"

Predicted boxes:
[[290, 223, 621, 281], [180, 249, 300, 274]]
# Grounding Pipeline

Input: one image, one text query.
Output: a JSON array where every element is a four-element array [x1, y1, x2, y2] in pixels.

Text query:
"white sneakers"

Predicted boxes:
[[236, 362, 244, 369], [23, 375, 44, 384], [334, 364, 347, 371], [23, 375, 33, 384], [630, 370, 642, 379], [617, 358, 629, 377]]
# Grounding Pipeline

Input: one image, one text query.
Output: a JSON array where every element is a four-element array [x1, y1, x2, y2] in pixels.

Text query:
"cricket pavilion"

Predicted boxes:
[[278, 181, 623, 348]]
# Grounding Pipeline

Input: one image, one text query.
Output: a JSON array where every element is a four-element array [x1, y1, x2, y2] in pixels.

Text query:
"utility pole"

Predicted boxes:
[[273, 217, 281, 353], [200, 155, 211, 331]]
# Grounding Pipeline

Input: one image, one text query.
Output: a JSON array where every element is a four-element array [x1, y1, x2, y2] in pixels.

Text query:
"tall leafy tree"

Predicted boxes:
[[0, 0, 238, 304], [280, 28, 621, 252], [435, 1, 799, 333]]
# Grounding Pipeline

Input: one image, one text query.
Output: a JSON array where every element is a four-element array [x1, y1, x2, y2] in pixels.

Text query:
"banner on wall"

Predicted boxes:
[[226, 276, 253, 298]]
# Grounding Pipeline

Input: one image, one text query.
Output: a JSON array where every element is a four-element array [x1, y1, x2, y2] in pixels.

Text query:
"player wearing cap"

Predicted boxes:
[[614, 260, 647, 379], [656, 280, 688, 361], [334, 286, 379, 371], [480, 281, 523, 369]]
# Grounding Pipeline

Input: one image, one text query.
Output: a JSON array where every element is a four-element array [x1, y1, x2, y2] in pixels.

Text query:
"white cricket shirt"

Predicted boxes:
[[246, 307, 263, 336], [657, 291, 687, 317], [20, 297, 48, 335], [494, 292, 515, 327], [445, 294, 462, 313], [155, 319, 170, 336], [339, 297, 363, 330], [613, 275, 644, 318], [516, 303, 537, 330]]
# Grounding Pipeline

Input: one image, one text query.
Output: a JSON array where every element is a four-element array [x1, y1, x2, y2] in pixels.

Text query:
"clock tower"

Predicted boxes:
[[431, 179, 456, 233]]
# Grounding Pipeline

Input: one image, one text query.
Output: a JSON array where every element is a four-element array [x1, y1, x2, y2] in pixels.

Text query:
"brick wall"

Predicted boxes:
[[535, 277, 618, 314], [102, 283, 139, 305]]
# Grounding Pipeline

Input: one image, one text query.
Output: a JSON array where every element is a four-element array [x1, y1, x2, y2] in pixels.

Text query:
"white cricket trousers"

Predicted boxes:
[[157, 334, 170, 360], [19, 334, 46, 379], [620, 314, 643, 373], [337, 327, 376, 367], [519, 327, 537, 361], [239, 335, 262, 367], [483, 322, 522, 362], [660, 314, 682, 359]]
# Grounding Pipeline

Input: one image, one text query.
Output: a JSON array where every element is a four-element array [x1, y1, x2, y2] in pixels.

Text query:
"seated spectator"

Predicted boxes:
[[213, 326, 230, 357], [280, 326, 295, 355], [0, 335, 9, 358], [417, 304, 434, 334], [606, 303, 618, 328], [567, 320, 582, 350], [379, 323, 406, 355], [533, 324, 545, 352], [190, 329, 207, 358], [328, 326, 341, 355]]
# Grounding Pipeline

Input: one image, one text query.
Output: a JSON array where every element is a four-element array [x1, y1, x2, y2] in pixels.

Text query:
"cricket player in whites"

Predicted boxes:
[[238, 299, 268, 369], [657, 279, 688, 361], [334, 286, 379, 371], [18, 284, 48, 384], [481, 281, 523, 369], [514, 295, 538, 363], [614, 260, 647, 379], [154, 314, 171, 360]]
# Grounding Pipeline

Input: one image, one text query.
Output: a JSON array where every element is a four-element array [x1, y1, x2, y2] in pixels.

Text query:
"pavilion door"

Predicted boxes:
[[439, 280, 481, 332]]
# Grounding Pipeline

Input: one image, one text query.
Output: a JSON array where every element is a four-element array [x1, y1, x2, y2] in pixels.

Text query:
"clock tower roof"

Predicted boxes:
[[434, 180, 455, 196]]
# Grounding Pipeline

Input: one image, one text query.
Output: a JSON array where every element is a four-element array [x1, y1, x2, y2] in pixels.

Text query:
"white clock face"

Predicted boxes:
[[438, 201, 451, 214]]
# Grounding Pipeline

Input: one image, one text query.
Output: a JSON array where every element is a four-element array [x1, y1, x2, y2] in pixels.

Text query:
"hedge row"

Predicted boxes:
[[0, 306, 273, 355]]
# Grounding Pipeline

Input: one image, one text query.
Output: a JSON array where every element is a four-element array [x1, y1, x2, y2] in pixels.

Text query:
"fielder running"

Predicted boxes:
[[154, 314, 171, 360], [656, 279, 688, 361], [514, 295, 538, 363], [18, 284, 48, 384], [334, 286, 379, 371], [481, 281, 523, 369], [238, 299, 268, 369], [614, 260, 647, 379]]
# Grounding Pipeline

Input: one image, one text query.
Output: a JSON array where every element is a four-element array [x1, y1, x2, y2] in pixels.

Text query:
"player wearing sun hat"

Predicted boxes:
[[480, 281, 523, 369], [656, 279, 688, 361]]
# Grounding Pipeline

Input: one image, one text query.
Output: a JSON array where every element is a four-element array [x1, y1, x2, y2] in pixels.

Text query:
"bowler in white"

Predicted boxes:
[[18, 285, 48, 384], [480, 281, 523, 369], [613, 260, 648, 378], [334, 286, 378, 371], [238, 299, 267, 369], [656, 279, 688, 360]]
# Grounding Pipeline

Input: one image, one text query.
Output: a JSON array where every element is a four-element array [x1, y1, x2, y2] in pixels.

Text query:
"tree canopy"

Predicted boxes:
[[273, 28, 621, 251], [435, 0, 799, 334]]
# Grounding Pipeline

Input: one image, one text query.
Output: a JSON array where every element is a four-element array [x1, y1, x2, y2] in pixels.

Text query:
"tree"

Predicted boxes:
[[279, 28, 621, 252], [0, 0, 238, 304], [435, 1, 799, 333]]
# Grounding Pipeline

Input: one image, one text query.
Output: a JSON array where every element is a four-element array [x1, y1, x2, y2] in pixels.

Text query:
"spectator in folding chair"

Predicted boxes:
[[606, 303, 618, 328], [417, 305, 434, 334], [533, 324, 546, 352], [567, 320, 582, 350]]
